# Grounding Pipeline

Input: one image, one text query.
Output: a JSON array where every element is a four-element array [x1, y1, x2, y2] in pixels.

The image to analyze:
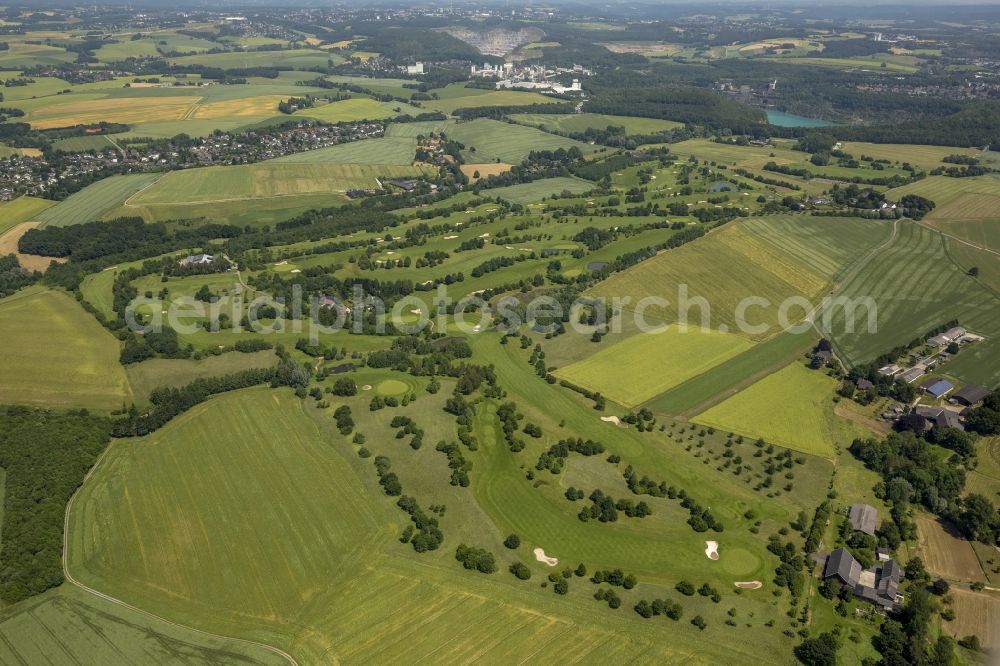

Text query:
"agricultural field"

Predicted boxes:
[[943, 588, 1000, 651], [0, 196, 54, 235], [0, 288, 132, 410], [129, 162, 432, 204], [555, 326, 754, 407], [421, 86, 562, 115], [295, 97, 407, 123], [510, 112, 683, 135], [446, 119, 600, 164], [913, 514, 987, 583], [889, 175, 1000, 251], [818, 220, 1000, 386], [590, 217, 889, 340], [385, 119, 450, 137], [490, 176, 595, 204], [692, 361, 860, 458], [0, 41, 75, 68], [51, 134, 117, 152], [37, 173, 161, 227], [0, 587, 284, 666], [24, 95, 200, 129], [271, 135, 417, 165], [169, 48, 337, 70]]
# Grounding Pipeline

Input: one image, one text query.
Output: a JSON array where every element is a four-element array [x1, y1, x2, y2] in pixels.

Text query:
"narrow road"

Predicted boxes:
[[62, 445, 299, 666]]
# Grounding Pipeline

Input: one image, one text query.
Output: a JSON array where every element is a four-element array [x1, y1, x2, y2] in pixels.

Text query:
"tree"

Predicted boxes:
[[503, 533, 521, 549], [332, 377, 358, 396], [509, 562, 531, 580], [690, 615, 706, 630], [958, 494, 1000, 543], [931, 578, 950, 595], [793, 632, 839, 666]]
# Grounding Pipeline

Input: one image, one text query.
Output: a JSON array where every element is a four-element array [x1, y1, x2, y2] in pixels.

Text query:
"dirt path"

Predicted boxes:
[[62, 445, 299, 666]]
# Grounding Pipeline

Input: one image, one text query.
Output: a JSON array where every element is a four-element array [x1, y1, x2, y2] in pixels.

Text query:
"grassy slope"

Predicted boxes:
[[0, 287, 132, 410], [0, 196, 55, 235], [446, 119, 599, 164], [692, 362, 862, 458]]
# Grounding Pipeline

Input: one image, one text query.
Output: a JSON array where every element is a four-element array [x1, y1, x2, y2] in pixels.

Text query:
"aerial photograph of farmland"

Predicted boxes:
[[1, 0, 999, 664]]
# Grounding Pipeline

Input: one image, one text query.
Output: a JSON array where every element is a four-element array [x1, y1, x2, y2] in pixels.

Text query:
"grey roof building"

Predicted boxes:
[[953, 384, 990, 407], [849, 503, 878, 536], [823, 548, 903, 611]]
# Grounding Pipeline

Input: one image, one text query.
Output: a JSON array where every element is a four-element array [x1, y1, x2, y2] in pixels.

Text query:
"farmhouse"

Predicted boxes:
[[927, 326, 967, 347], [848, 503, 878, 535], [856, 378, 875, 391], [920, 379, 954, 399], [953, 384, 990, 407], [912, 405, 964, 431], [823, 548, 903, 611], [898, 367, 925, 384], [180, 253, 214, 266]]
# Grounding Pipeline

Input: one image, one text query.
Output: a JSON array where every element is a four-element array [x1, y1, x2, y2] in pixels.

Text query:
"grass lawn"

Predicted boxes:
[[0, 288, 132, 410], [555, 326, 754, 408], [125, 350, 279, 403], [491, 176, 595, 204], [692, 362, 853, 458]]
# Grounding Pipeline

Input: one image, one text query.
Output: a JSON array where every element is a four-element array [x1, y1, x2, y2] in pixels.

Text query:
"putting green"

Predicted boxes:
[[720, 547, 761, 576], [376, 379, 410, 396]]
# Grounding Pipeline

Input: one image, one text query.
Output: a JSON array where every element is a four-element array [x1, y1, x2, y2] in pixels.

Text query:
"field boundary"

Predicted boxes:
[[62, 441, 299, 666]]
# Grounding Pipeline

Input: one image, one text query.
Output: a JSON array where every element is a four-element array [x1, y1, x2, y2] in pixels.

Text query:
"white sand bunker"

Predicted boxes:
[[600, 416, 625, 427], [362, 384, 373, 391], [291, 269, 301, 273], [705, 541, 720, 560], [735, 581, 762, 589], [444, 235, 458, 239], [534, 548, 558, 567]]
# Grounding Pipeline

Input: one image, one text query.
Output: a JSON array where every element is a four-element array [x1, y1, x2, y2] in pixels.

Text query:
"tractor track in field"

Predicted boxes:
[[62, 444, 300, 666]]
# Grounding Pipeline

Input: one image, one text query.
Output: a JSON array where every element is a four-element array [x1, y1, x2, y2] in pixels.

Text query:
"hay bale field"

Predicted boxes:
[[943, 588, 1000, 651], [555, 326, 754, 407], [0, 288, 132, 409], [914, 514, 986, 583]]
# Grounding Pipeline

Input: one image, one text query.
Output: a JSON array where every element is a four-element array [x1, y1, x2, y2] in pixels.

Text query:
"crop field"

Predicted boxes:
[[838, 142, 983, 168], [295, 97, 403, 123], [0, 288, 132, 410], [94, 37, 161, 61], [460, 162, 513, 180], [37, 173, 161, 227], [0, 41, 75, 68], [272, 136, 417, 165], [124, 192, 348, 228], [510, 112, 683, 135], [422, 87, 563, 115], [170, 48, 337, 70], [188, 95, 287, 119], [324, 75, 416, 99], [0, 196, 54, 235], [125, 350, 279, 403], [490, 176, 596, 204], [385, 119, 450, 137], [130, 162, 431, 204], [25, 95, 199, 129], [890, 175, 1000, 251], [914, 514, 986, 583], [819, 220, 1000, 386], [555, 326, 754, 407], [943, 588, 1000, 651], [446, 119, 599, 164], [51, 134, 117, 152], [0, 587, 283, 666], [590, 217, 887, 340], [692, 362, 857, 458], [647, 330, 819, 416]]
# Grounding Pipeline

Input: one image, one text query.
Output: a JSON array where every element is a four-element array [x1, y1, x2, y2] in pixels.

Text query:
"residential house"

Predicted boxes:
[[823, 548, 903, 611]]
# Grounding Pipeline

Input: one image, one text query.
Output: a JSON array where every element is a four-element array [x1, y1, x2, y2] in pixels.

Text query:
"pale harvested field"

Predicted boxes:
[[189, 95, 286, 119], [0, 222, 67, 272], [944, 587, 1000, 650], [461, 162, 513, 181], [915, 514, 986, 583], [28, 96, 199, 129]]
